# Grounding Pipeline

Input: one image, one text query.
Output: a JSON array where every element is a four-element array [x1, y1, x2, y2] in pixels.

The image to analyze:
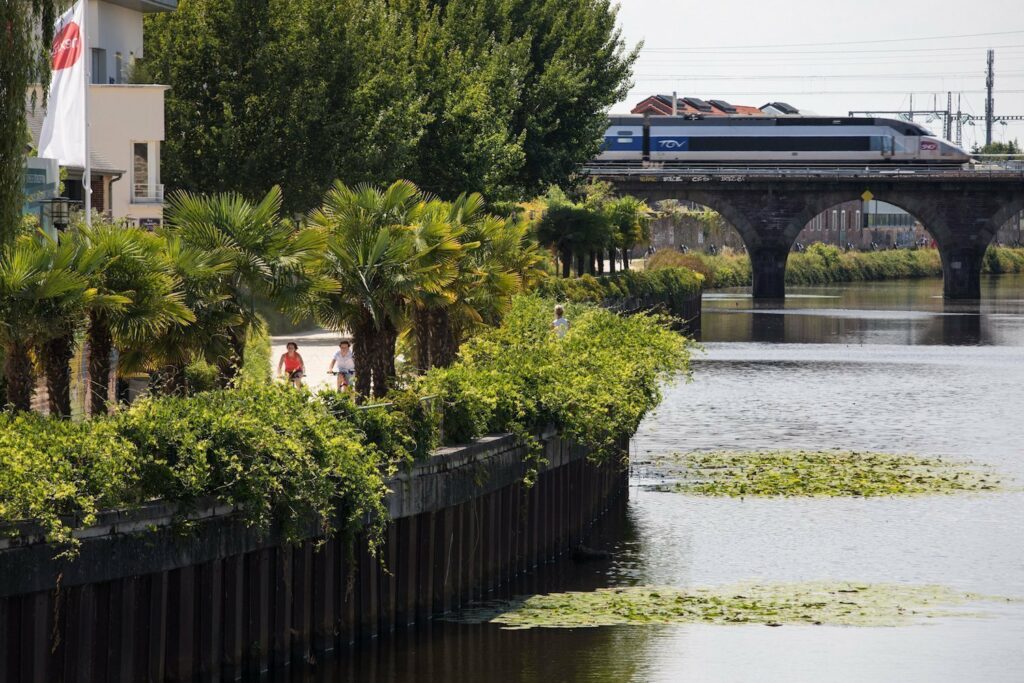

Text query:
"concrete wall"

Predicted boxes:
[[91, 0, 145, 83], [88, 84, 167, 222], [0, 433, 627, 681]]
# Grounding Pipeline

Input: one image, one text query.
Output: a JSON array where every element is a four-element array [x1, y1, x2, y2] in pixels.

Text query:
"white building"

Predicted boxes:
[[28, 0, 176, 227]]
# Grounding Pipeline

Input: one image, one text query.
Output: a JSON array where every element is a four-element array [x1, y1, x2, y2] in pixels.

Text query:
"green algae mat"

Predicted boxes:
[[650, 450, 1002, 497], [449, 583, 1014, 630]]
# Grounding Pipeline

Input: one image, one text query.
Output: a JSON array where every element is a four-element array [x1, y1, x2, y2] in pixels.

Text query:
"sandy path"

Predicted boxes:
[[270, 329, 348, 392]]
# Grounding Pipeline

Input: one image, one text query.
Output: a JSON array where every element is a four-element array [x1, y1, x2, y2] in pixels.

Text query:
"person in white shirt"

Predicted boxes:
[[328, 340, 356, 390], [552, 305, 570, 338]]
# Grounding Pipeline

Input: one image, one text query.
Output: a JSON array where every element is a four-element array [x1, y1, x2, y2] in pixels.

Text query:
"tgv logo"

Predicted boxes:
[[657, 139, 689, 149]]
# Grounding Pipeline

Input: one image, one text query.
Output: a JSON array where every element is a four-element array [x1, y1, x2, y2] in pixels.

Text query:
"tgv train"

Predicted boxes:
[[596, 115, 971, 165]]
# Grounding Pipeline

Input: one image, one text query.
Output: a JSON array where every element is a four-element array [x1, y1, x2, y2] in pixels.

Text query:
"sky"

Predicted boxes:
[[612, 0, 1024, 150]]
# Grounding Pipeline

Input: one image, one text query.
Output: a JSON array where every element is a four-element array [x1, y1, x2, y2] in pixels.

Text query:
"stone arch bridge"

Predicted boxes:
[[585, 166, 1024, 299]]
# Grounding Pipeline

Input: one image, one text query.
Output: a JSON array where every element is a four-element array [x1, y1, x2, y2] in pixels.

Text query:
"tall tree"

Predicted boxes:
[[143, 0, 636, 209], [307, 180, 459, 396], [142, 0, 428, 213], [164, 186, 325, 383], [1, 2, 59, 248], [0, 235, 91, 412], [68, 221, 193, 415]]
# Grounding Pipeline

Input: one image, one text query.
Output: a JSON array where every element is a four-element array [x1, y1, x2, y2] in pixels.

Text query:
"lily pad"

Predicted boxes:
[[650, 450, 1002, 497], [448, 582, 1012, 630]]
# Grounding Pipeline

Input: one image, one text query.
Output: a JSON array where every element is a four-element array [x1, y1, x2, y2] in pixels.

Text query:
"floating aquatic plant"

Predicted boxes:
[[449, 582, 1011, 630], [649, 450, 1002, 497]]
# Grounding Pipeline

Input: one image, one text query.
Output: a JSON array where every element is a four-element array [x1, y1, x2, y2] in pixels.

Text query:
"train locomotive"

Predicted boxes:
[[596, 115, 971, 165]]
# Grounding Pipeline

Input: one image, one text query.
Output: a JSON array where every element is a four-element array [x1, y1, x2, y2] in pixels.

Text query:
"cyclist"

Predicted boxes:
[[328, 340, 356, 391], [277, 342, 305, 387]]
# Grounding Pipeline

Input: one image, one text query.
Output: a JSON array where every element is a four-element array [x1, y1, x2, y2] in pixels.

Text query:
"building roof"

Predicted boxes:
[[633, 95, 798, 117], [102, 0, 177, 13]]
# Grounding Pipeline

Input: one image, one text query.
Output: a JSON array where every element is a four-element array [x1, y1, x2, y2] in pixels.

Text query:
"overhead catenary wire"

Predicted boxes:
[[639, 29, 1024, 52]]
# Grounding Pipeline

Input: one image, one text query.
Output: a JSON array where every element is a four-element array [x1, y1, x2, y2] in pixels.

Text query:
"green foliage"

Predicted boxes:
[[536, 267, 703, 307], [317, 389, 439, 466], [0, 412, 140, 550], [142, 0, 635, 207], [422, 295, 693, 461], [0, 295, 684, 552], [658, 450, 1002, 497], [648, 246, 1024, 288], [973, 139, 1021, 157], [116, 385, 387, 543], [1, 2, 60, 249]]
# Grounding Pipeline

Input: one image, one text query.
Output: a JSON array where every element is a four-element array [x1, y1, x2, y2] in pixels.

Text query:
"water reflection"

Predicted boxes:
[[279, 275, 1024, 683], [701, 275, 1024, 346]]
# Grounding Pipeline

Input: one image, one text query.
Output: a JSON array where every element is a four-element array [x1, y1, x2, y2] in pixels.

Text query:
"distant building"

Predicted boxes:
[[26, 0, 176, 227], [797, 200, 930, 249], [631, 95, 799, 117]]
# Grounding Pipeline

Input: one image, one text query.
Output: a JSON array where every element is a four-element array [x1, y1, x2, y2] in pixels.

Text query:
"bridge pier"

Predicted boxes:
[[939, 243, 985, 300], [750, 244, 790, 300]]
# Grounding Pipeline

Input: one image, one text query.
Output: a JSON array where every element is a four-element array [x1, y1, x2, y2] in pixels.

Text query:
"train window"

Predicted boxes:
[[616, 130, 633, 136], [685, 136, 871, 152]]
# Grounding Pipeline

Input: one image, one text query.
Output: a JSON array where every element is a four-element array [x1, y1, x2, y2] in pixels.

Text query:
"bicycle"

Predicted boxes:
[[327, 369, 355, 392]]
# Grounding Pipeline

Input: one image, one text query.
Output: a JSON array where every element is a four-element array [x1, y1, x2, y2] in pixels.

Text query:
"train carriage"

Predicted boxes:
[[596, 115, 970, 165]]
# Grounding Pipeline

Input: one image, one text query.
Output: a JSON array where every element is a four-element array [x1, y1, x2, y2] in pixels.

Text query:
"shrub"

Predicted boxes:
[[116, 384, 387, 544], [650, 246, 1024, 288], [535, 267, 703, 307], [0, 296, 690, 552], [421, 295, 693, 461], [0, 413, 140, 550]]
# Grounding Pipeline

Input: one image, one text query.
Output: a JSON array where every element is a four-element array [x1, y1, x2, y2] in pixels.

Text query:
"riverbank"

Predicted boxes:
[[648, 245, 1024, 289], [0, 296, 690, 553]]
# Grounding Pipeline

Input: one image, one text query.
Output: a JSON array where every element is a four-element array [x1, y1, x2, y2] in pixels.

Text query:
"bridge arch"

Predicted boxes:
[[606, 173, 1024, 300]]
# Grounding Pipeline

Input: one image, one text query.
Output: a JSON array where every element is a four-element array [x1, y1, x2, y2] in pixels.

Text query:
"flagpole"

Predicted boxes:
[[82, 0, 91, 226]]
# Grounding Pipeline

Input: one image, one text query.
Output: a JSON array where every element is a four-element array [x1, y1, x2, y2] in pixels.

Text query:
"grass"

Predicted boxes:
[[652, 450, 1003, 497], [449, 582, 1012, 630]]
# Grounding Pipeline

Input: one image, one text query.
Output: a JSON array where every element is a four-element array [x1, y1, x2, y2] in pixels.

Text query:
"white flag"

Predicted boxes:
[[38, 0, 87, 168]]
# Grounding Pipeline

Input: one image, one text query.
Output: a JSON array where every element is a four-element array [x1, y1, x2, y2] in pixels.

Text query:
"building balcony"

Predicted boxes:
[[132, 183, 164, 204]]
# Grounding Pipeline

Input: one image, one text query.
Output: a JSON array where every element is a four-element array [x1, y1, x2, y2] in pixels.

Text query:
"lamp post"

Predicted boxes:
[[42, 196, 72, 233]]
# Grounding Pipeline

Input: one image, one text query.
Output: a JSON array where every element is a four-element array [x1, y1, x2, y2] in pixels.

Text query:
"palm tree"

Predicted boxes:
[[605, 196, 652, 271], [122, 233, 238, 396], [0, 236, 92, 412], [68, 221, 193, 415], [416, 194, 544, 369], [307, 180, 455, 397], [164, 187, 325, 384]]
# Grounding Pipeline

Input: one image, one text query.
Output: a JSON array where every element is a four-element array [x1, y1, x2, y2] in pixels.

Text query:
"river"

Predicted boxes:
[[289, 275, 1024, 683]]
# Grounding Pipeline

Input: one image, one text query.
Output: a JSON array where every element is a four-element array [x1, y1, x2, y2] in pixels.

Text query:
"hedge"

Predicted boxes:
[[535, 267, 703, 304], [648, 245, 1024, 288], [0, 295, 692, 553]]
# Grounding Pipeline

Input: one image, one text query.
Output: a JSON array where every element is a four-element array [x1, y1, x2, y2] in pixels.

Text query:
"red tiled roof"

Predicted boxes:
[[632, 95, 771, 117]]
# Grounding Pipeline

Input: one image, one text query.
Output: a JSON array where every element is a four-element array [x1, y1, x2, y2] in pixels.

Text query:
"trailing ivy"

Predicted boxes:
[[0, 295, 689, 553], [422, 295, 694, 463]]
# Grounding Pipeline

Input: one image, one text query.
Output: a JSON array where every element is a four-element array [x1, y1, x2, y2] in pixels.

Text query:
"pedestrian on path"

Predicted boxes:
[[552, 305, 570, 338]]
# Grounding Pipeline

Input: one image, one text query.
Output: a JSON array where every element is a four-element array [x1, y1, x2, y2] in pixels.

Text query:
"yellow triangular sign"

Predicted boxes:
[[861, 190, 874, 202]]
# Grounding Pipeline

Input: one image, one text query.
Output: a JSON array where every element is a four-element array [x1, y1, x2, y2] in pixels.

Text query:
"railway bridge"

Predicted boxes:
[[584, 165, 1024, 299]]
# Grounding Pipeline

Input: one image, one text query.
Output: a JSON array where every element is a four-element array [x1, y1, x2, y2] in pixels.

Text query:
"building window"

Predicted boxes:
[[132, 142, 162, 204], [91, 48, 107, 84], [115, 52, 123, 84], [841, 210, 847, 231]]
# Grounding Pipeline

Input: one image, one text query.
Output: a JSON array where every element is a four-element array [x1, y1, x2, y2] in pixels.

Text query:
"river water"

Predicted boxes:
[[295, 275, 1024, 683]]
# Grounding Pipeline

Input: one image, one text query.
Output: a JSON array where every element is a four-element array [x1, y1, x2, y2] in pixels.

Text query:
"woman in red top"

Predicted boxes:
[[277, 342, 305, 388]]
